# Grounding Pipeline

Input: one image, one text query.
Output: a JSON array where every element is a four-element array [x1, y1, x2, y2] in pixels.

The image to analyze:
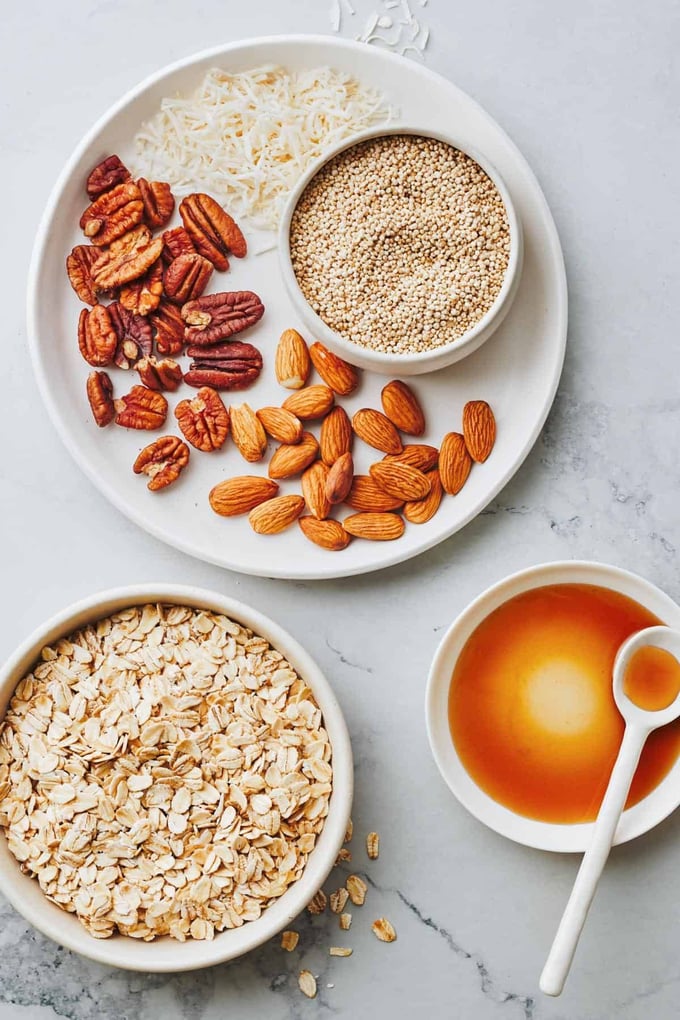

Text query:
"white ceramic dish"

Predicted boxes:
[[425, 561, 680, 853], [0, 584, 353, 971], [27, 35, 567, 580], [279, 124, 524, 375]]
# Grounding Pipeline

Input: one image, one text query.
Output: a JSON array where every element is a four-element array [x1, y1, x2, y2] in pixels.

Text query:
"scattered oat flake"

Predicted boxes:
[[330, 887, 349, 914], [281, 930, 299, 952], [366, 832, 380, 859], [307, 889, 327, 915], [372, 917, 397, 942], [344, 818, 353, 843], [299, 970, 317, 998], [339, 912, 352, 930], [335, 847, 352, 864], [329, 946, 353, 957], [346, 874, 367, 906]]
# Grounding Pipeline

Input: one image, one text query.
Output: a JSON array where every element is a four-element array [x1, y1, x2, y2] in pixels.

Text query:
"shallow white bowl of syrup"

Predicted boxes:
[[425, 560, 680, 852]]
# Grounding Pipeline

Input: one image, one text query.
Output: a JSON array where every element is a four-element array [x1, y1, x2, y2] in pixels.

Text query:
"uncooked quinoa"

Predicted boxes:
[[289, 134, 511, 355]]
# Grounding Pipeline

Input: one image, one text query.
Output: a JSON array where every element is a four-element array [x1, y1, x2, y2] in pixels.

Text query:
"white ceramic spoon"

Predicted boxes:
[[540, 626, 680, 997]]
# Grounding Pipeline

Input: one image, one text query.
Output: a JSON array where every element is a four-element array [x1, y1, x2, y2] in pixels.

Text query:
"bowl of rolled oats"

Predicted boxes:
[[0, 584, 352, 971], [280, 125, 523, 375]]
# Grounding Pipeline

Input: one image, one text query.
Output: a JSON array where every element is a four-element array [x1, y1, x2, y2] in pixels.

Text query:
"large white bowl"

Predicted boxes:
[[425, 561, 680, 853], [279, 124, 523, 375], [0, 584, 353, 971]]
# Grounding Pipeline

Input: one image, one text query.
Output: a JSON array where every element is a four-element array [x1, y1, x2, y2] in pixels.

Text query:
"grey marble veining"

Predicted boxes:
[[2, 0, 680, 1017]]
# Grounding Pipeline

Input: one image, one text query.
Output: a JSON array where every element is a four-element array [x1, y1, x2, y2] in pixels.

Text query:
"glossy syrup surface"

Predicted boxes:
[[624, 645, 680, 712], [448, 584, 680, 823]]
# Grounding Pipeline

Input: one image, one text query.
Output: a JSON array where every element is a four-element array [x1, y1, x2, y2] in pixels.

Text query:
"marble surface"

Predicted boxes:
[[2, 0, 680, 1017]]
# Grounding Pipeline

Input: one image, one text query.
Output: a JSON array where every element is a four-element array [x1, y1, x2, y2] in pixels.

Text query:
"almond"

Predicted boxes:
[[384, 444, 439, 472], [320, 406, 353, 465], [326, 452, 354, 504], [352, 408, 402, 455], [249, 494, 305, 534], [439, 432, 472, 494], [343, 512, 405, 541], [275, 328, 310, 390], [268, 432, 319, 479], [345, 475, 404, 512], [381, 380, 425, 436], [309, 342, 360, 396], [302, 461, 331, 520], [404, 469, 443, 524], [282, 385, 335, 421], [209, 476, 279, 516], [229, 403, 267, 463], [463, 400, 496, 462], [369, 460, 431, 501], [256, 406, 303, 444], [299, 516, 351, 551]]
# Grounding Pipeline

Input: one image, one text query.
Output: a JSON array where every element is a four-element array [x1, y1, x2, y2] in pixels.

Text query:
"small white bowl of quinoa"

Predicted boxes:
[[280, 126, 523, 375]]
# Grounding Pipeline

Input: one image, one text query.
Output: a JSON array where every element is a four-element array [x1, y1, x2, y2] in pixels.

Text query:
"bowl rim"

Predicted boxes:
[[0, 583, 353, 971], [425, 560, 680, 853], [278, 122, 524, 371]]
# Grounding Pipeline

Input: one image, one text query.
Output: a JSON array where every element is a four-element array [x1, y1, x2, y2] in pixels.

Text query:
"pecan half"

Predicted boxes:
[[179, 193, 247, 270], [66, 245, 100, 304], [181, 291, 264, 345], [133, 435, 189, 491], [86, 371, 114, 427], [163, 253, 213, 304], [161, 226, 196, 265], [109, 224, 152, 256], [80, 181, 143, 246], [86, 155, 131, 200], [108, 302, 153, 369], [114, 385, 168, 429], [184, 341, 263, 390], [136, 356, 183, 392], [77, 305, 117, 366], [91, 235, 163, 291], [150, 301, 185, 355], [119, 260, 163, 316], [138, 178, 175, 229], [175, 387, 230, 451]]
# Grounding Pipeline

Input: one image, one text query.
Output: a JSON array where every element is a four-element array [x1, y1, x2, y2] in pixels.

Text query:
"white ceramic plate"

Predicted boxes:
[[27, 35, 567, 580]]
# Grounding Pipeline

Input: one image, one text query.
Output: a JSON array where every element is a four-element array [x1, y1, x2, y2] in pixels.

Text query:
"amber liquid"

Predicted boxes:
[[448, 584, 680, 823], [624, 646, 680, 711]]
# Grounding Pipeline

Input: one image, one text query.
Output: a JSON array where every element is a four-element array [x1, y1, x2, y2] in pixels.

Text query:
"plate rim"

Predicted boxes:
[[26, 34, 568, 581]]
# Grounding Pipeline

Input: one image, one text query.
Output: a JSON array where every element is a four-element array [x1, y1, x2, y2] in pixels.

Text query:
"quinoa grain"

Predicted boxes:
[[290, 135, 511, 355]]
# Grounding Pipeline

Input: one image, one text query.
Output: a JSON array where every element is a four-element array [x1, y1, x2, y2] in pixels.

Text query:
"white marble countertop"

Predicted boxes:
[[2, 1, 680, 1017]]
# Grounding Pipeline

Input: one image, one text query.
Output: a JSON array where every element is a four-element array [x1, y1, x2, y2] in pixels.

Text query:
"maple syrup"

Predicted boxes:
[[448, 584, 680, 824], [624, 645, 680, 712]]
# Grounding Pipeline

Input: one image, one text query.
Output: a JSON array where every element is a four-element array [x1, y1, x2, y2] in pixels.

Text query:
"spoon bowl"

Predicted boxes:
[[613, 626, 680, 728]]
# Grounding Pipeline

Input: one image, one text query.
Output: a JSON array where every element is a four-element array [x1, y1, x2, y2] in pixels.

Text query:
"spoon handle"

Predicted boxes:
[[539, 722, 649, 997]]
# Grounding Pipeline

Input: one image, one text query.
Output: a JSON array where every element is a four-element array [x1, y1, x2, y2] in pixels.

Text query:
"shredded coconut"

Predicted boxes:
[[133, 66, 394, 232]]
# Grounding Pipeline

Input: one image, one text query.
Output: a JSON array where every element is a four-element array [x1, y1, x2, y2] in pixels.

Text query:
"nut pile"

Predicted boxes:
[[290, 134, 511, 354], [0, 604, 332, 941], [280, 821, 397, 1000], [209, 327, 497, 548], [67, 152, 267, 490]]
